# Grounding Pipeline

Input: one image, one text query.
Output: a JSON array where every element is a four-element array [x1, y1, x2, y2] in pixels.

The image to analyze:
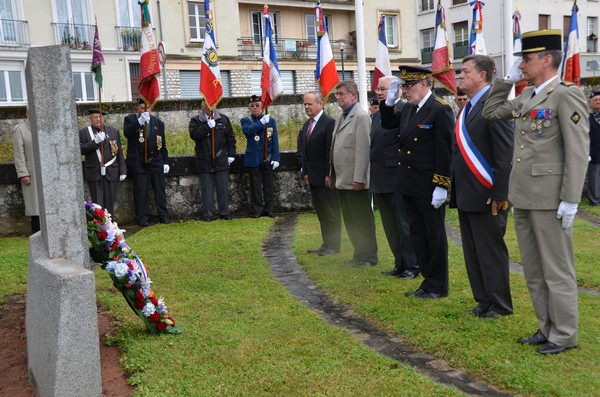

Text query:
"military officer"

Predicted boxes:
[[483, 29, 589, 354]]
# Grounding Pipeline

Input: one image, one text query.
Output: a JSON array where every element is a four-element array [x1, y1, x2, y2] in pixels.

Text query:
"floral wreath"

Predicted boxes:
[[85, 201, 182, 335]]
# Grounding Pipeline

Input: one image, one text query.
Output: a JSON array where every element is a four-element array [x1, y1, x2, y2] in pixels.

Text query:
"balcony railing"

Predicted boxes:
[[52, 22, 94, 50], [238, 37, 356, 61], [0, 19, 29, 46], [116, 26, 143, 52], [453, 41, 469, 60], [421, 47, 433, 64]]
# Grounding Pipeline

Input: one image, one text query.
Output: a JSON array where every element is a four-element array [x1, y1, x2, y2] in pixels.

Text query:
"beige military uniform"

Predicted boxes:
[[483, 77, 589, 347]]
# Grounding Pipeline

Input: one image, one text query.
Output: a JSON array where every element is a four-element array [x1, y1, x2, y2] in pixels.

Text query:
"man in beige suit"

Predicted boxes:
[[483, 30, 589, 355], [12, 112, 39, 234], [328, 80, 378, 266]]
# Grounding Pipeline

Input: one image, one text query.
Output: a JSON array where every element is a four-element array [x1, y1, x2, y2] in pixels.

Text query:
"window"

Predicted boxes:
[[0, 0, 18, 43], [54, 0, 92, 45], [421, 28, 434, 50], [539, 15, 550, 30], [419, 0, 434, 12], [252, 10, 280, 44], [251, 70, 294, 95], [180, 70, 230, 98], [453, 21, 468, 46], [0, 63, 25, 103], [381, 14, 399, 48], [72, 72, 95, 102], [305, 13, 332, 44], [452, 0, 467, 5], [588, 17, 598, 52], [337, 71, 353, 81], [188, 1, 206, 42], [118, 0, 141, 27], [563, 16, 571, 44]]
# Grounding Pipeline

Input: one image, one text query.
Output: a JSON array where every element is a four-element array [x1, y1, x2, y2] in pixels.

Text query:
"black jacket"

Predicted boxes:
[[189, 111, 236, 173], [297, 112, 335, 188], [123, 113, 168, 174]]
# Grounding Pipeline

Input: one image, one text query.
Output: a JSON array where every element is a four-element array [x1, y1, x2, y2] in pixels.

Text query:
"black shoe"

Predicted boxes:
[[536, 341, 576, 355], [517, 329, 547, 345], [220, 215, 233, 220], [262, 212, 275, 218], [307, 246, 326, 254], [138, 221, 149, 227], [467, 304, 490, 316], [160, 218, 171, 224], [353, 260, 377, 267], [318, 248, 337, 256], [398, 270, 419, 279], [254, 213, 261, 218], [405, 288, 426, 297], [203, 217, 213, 222], [415, 291, 446, 299], [381, 268, 403, 277], [478, 309, 501, 319]]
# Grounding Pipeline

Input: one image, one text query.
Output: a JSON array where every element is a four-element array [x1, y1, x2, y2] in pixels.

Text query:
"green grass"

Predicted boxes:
[[0, 236, 29, 304]]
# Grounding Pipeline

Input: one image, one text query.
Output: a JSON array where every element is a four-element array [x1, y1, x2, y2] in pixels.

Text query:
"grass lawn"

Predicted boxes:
[[2, 208, 599, 396]]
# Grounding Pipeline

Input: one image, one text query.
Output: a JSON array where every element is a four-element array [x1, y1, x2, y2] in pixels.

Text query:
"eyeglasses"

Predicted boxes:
[[402, 81, 421, 88], [375, 87, 389, 92]]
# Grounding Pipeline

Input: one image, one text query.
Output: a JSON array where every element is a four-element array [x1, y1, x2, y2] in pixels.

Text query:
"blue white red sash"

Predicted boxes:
[[455, 107, 495, 189]]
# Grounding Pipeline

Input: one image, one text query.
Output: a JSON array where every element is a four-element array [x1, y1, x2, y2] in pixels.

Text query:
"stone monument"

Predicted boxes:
[[25, 46, 102, 396]]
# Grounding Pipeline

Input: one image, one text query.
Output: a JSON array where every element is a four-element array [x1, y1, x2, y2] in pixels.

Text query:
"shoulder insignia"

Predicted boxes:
[[432, 174, 451, 189], [561, 81, 575, 87], [571, 112, 581, 124], [435, 97, 449, 106]]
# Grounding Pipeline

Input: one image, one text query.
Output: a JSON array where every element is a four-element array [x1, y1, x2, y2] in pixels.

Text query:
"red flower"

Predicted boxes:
[[111, 240, 119, 250], [167, 316, 175, 326], [149, 312, 161, 322], [156, 322, 167, 331], [93, 208, 105, 219], [127, 263, 134, 270], [124, 283, 133, 289], [98, 230, 108, 241], [135, 299, 145, 309], [150, 296, 158, 305], [135, 291, 145, 300]]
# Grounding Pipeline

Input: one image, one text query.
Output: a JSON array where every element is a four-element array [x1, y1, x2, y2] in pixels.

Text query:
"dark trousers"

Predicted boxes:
[[458, 209, 513, 314], [31, 215, 40, 234], [133, 171, 169, 224], [404, 196, 448, 295], [248, 165, 274, 215], [88, 178, 118, 218], [200, 170, 229, 217], [587, 162, 600, 205], [310, 185, 341, 252], [337, 189, 378, 263], [375, 191, 417, 271]]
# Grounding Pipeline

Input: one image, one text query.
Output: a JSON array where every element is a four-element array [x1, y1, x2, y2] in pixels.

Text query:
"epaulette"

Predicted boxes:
[[561, 81, 576, 87], [435, 97, 449, 106]]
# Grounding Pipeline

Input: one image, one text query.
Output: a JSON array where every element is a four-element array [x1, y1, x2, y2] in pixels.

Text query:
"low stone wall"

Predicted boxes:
[[0, 152, 312, 235]]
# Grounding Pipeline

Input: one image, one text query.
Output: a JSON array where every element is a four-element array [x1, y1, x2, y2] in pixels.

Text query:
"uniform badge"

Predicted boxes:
[[254, 135, 260, 142], [571, 112, 581, 124], [267, 127, 273, 139], [138, 132, 144, 143], [512, 106, 521, 118], [110, 140, 119, 156], [156, 135, 163, 150]]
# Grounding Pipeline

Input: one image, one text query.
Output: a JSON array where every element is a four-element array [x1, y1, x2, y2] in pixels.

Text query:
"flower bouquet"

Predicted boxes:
[[85, 201, 182, 335]]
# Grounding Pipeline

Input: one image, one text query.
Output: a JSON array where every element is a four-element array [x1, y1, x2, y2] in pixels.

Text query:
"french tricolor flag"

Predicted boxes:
[[431, 1, 457, 95], [315, 2, 339, 100], [371, 16, 392, 92], [199, 0, 223, 110], [562, 1, 580, 86], [468, 0, 486, 55], [261, 6, 283, 110]]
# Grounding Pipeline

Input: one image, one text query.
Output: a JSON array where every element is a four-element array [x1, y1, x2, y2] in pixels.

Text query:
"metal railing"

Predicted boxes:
[[453, 41, 469, 60], [237, 37, 356, 61], [421, 47, 433, 64], [0, 19, 29, 46], [52, 22, 95, 50], [116, 26, 143, 52]]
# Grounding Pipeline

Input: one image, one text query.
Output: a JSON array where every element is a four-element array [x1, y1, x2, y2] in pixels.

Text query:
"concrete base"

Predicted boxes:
[[26, 233, 102, 397]]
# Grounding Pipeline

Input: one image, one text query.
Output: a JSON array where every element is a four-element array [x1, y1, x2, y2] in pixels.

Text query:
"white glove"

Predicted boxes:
[[556, 201, 578, 229], [385, 79, 400, 106], [94, 131, 105, 144], [431, 186, 447, 209], [227, 157, 235, 165], [207, 117, 216, 129], [271, 161, 280, 170], [260, 114, 270, 125], [137, 112, 150, 125], [163, 164, 170, 174], [504, 57, 524, 84], [588, 156, 592, 162], [119, 175, 127, 182]]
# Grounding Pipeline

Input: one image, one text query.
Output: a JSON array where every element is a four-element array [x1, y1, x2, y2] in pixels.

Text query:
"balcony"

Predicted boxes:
[[421, 47, 433, 64], [237, 37, 356, 61], [453, 41, 469, 60], [52, 22, 94, 50], [0, 19, 30, 46], [116, 26, 142, 52]]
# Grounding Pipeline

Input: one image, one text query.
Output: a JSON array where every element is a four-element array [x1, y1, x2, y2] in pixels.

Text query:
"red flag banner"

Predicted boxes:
[[432, 1, 457, 95], [199, 0, 223, 110], [138, 0, 160, 107]]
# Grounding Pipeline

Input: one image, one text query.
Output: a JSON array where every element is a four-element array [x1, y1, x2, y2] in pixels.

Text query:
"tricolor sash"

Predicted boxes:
[[455, 107, 494, 189]]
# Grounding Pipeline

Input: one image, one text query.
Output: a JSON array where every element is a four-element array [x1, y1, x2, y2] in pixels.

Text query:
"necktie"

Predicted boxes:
[[306, 118, 314, 144], [410, 105, 418, 118], [464, 101, 472, 117], [531, 90, 537, 99]]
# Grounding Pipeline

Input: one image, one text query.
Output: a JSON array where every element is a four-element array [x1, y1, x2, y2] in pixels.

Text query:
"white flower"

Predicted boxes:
[[142, 302, 156, 317], [114, 262, 129, 278], [105, 261, 118, 272]]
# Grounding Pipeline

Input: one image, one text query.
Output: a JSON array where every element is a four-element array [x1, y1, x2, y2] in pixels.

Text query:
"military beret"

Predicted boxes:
[[370, 98, 379, 106], [135, 98, 145, 105], [88, 108, 106, 115], [591, 91, 600, 98], [250, 94, 261, 103]]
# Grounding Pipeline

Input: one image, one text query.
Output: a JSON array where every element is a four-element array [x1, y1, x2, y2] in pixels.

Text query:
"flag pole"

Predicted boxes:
[[93, 17, 105, 168]]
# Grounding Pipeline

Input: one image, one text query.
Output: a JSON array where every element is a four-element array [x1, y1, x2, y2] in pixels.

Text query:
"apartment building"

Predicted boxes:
[[0, 0, 419, 107], [416, 0, 600, 78]]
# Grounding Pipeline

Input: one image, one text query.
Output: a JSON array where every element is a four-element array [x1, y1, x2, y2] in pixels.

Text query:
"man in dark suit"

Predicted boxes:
[[79, 108, 126, 218], [297, 91, 341, 256], [587, 91, 600, 206], [123, 98, 171, 227], [329, 80, 378, 266], [371, 76, 418, 278], [451, 55, 514, 318], [240, 95, 280, 218], [380, 66, 453, 299]]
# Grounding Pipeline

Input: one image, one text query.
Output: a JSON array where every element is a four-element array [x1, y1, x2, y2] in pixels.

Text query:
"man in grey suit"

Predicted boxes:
[[451, 55, 514, 319], [328, 81, 378, 266], [298, 91, 341, 256], [483, 30, 589, 354]]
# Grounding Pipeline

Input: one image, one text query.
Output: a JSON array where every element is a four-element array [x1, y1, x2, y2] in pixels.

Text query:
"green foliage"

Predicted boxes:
[[0, 140, 13, 163]]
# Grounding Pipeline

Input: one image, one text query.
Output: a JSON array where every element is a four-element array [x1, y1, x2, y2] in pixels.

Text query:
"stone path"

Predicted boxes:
[[264, 213, 512, 397]]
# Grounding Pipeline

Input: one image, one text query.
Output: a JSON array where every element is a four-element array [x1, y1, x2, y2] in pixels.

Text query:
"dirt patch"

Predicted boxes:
[[0, 295, 134, 397]]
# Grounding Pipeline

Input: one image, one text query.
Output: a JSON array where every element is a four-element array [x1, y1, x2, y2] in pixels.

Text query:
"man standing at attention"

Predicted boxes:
[[123, 98, 171, 227], [328, 80, 378, 266], [297, 91, 341, 256], [371, 76, 419, 279], [380, 66, 453, 299], [451, 55, 514, 318], [79, 108, 127, 218], [586, 91, 600, 206], [240, 95, 280, 218], [189, 99, 237, 221], [483, 30, 589, 354]]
